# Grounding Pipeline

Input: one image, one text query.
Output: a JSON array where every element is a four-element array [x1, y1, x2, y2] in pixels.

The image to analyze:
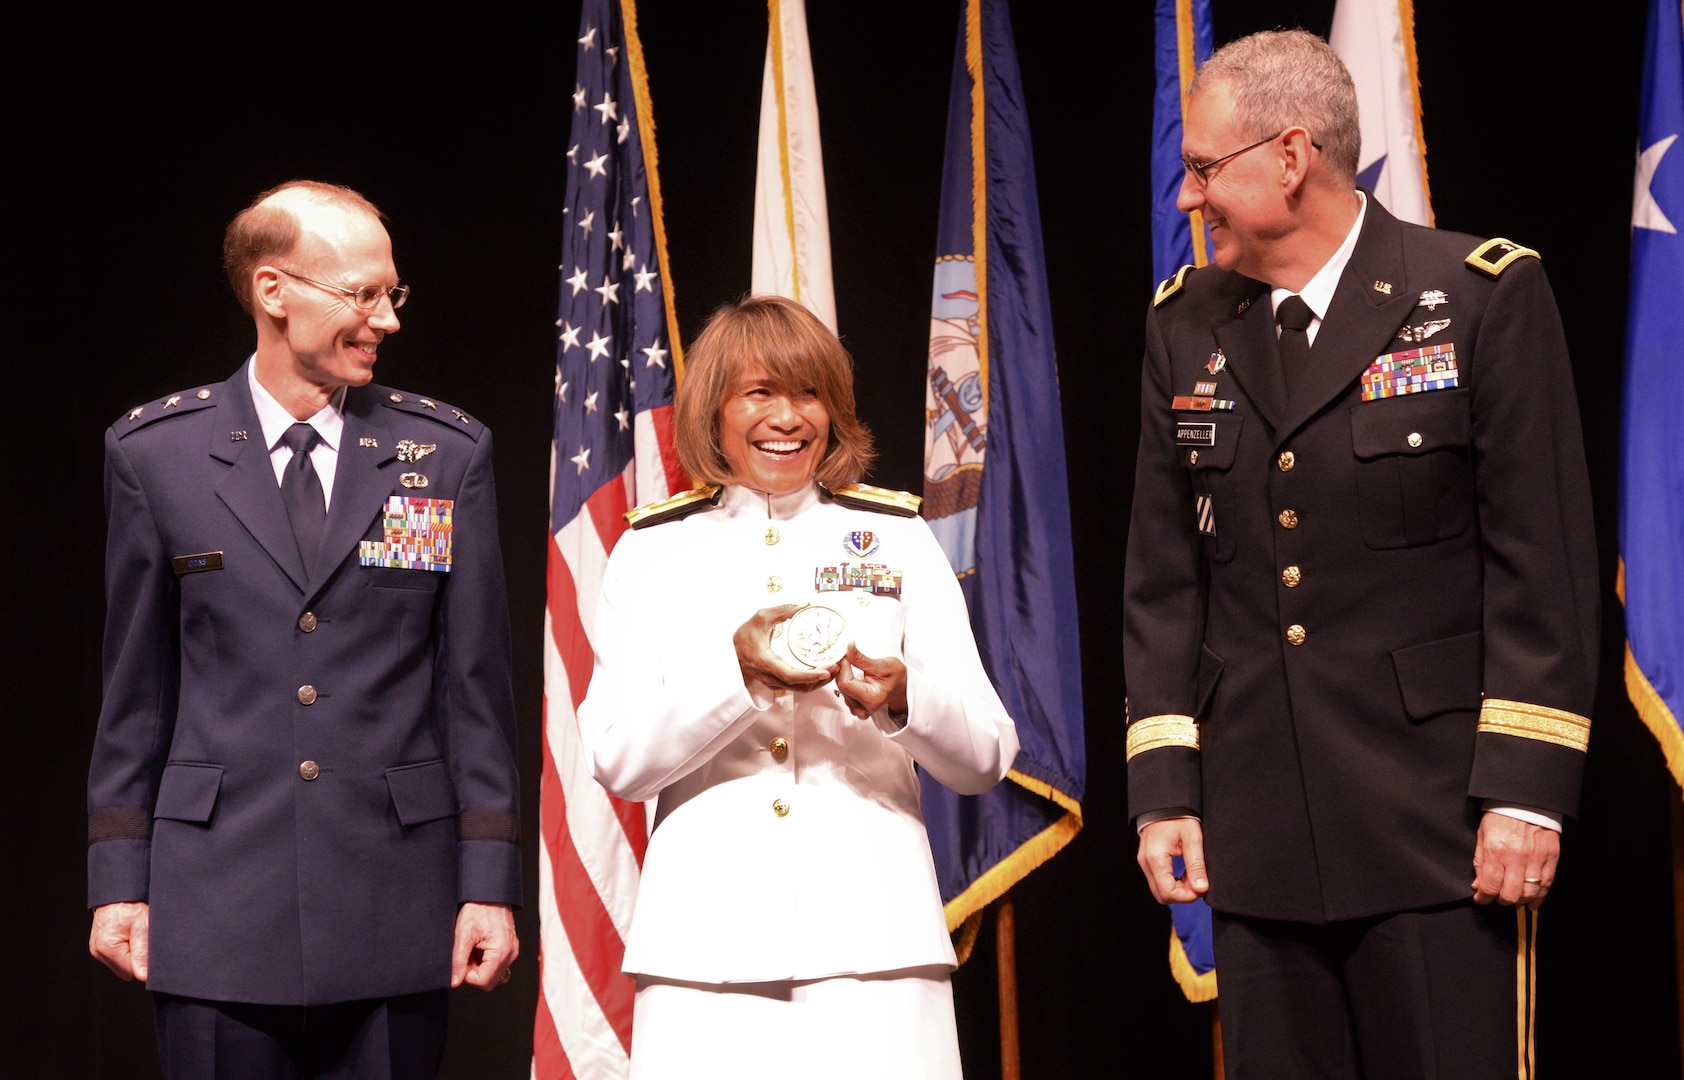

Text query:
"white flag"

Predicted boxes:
[[751, 0, 836, 331], [1330, 0, 1433, 226]]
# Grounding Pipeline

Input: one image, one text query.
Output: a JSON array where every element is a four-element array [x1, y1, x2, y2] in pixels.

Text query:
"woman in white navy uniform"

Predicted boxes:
[[578, 295, 1018, 1079]]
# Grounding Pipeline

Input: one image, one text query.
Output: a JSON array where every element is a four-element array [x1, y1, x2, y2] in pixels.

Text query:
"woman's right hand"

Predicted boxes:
[[734, 605, 839, 693]]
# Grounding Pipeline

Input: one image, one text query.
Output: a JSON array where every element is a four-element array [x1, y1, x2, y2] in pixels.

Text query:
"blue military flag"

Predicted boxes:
[[1621, 0, 1684, 785], [920, 0, 1086, 955], [1149, 0, 1216, 1003]]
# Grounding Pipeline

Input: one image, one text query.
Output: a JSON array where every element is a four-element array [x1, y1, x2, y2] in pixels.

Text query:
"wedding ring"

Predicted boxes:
[[1524, 877, 1543, 885]]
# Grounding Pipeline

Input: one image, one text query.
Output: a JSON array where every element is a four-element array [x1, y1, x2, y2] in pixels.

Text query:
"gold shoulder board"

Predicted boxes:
[[827, 482, 922, 518], [1465, 238, 1539, 278], [624, 485, 723, 528], [1153, 264, 1195, 308]]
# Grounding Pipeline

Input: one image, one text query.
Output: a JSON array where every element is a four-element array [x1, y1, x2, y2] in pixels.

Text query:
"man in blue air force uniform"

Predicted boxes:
[[87, 180, 521, 1079], [1124, 30, 1598, 1079]]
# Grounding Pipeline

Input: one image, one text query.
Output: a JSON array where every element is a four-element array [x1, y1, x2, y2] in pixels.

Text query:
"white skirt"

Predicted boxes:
[[628, 965, 962, 1080]]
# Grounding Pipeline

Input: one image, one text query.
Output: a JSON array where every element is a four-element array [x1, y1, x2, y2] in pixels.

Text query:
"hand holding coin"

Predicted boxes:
[[734, 605, 841, 693], [835, 643, 909, 721]]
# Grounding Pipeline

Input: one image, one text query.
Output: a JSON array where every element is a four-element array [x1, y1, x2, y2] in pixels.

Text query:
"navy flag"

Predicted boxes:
[[1621, 0, 1684, 783], [921, 0, 1086, 956], [1148, 0, 1216, 1004]]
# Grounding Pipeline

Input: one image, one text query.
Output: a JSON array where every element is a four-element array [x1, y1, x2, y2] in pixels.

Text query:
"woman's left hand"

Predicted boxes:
[[835, 644, 909, 720]]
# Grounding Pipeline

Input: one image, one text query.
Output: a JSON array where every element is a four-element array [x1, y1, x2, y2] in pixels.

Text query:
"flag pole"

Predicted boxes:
[[1672, 792, 1684, 1071], [996, 891, 1020, 1080]]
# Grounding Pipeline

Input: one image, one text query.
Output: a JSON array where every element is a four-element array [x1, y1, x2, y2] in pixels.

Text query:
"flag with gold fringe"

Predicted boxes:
[[751, 0, 836, 331], [921, 0, 1085, 957], [1148, 0, 1216, 1004], [537, 1, 686, 1075], [1620, 0, 1684, 785]]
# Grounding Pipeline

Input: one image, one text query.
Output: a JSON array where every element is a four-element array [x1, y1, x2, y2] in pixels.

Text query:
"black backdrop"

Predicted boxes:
[[11, 2, 1678, 1077]]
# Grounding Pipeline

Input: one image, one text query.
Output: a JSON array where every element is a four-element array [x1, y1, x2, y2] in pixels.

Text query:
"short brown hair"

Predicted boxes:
[[674, 295, 876, 490], [222, 180, 385, 313]]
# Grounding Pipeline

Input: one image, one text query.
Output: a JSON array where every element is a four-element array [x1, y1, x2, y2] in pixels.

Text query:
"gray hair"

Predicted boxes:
[[1190, 28, 1361, 187]]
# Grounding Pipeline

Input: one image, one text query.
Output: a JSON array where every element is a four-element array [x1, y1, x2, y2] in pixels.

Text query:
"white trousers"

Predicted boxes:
[[629, 965, 963, 1080]]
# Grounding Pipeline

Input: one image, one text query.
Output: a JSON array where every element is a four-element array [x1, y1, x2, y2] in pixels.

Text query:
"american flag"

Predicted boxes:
[[537, 1, 685, 1076]]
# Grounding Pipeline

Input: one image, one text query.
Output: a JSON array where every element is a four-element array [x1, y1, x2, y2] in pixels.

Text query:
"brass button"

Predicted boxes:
[[1281, 565, 1302, 587], [766, 576, 783, 593], [770, 737, 789, 760], [764, 526, 781, 546], [1286, 624, 1307, 646], [299, 760, 320, 781], [1188, 450, 1199, 465], [771, 798, 790, 817], [196, 389, 211, 400], [1278, 509, 1299, 529], [1277, 450, 1296, 472], [297, 685, 318, 705], [298, 612, 318, 633], [389, 392, 404, 403], [1407, 431, 1423, 448]]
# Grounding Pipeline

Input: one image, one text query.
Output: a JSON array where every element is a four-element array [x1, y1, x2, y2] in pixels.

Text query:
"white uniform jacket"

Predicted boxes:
[[578, 483, 1018, 984]]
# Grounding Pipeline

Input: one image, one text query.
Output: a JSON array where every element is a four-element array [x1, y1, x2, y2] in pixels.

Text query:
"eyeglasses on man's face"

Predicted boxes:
[[273, 267, 410, 311], [1181, 130, 1322, 187]]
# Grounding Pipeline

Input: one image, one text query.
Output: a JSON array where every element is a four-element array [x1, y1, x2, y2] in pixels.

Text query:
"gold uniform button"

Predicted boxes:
[[1188, 449, 1200, 465], [1407, 431, 1423, 448], [389, 392, 404, 403], [196, 389, 211, 400], [764, 526, 781, 546], [297, 685, 318, 705], [1278, 509, 1299, 529], [1281, 565, 1302, 587], [771, 798, 790, 818], [1277, 451, 1296, 472], [766, 576, 783, 593], [299, 760, 320, 781], [1286, 625, 1307, 646], [770, 737, 789, 760], [299, 612, 318, 633]]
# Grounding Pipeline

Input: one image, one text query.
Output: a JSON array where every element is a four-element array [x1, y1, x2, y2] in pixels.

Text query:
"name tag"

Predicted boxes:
[[171, 551, 224, 575], [1176, 422, 1216, 447]]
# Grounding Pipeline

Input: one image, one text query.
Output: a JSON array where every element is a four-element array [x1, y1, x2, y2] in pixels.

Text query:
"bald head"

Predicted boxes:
[[223, 180, 386, 313]]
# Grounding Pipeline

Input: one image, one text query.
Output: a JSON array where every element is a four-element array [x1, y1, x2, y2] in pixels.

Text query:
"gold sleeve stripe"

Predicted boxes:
[[1126, 714, 1199, 761], [1478, 699, 1591, 753]]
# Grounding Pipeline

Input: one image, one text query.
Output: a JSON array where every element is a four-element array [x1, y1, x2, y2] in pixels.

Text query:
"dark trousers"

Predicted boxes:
[[1211, 901, 1536, 1080], [152, 990, 449, 1080]]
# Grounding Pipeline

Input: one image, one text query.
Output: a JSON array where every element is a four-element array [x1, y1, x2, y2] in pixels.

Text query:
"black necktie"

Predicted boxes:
[[280, 422, 325, 566], [1276, 294, 1314, 397]]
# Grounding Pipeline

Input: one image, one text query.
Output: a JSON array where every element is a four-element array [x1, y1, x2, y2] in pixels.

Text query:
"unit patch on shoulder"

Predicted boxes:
[[1154, 264, 1196, 308], [826, 482, 922, 517], [1464, 238, 1539, 278], [624, 485, 724, 528]]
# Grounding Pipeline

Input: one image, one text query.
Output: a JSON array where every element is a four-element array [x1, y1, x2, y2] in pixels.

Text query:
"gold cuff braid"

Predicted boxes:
[[1126, 714, 1200, 761], [1478, 699, 1591, 753]]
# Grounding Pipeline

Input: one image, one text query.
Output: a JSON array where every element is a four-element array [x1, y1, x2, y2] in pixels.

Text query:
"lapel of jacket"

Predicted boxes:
[[308, 385, 399, 596], [211, 363, 310, 592], [1277, 198, 1421, 441], [1210, 276, 1285, 436]]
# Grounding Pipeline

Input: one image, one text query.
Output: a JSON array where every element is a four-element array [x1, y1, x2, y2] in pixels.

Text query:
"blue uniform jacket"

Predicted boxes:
[[87, 362, 521, 1005]]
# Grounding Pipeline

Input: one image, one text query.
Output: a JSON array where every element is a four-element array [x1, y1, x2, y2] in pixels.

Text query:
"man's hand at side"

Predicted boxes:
[[1137, 818, 1210, 905], [451, 902, 519, 990], [90, 901, 149, 982]]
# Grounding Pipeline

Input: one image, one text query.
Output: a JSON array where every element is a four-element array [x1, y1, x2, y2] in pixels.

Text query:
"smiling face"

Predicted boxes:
[[717, 361, 831, 496], [1176, 79, 1289, 280], [247, 190, 401, 412], [272, 201, 401, 391]]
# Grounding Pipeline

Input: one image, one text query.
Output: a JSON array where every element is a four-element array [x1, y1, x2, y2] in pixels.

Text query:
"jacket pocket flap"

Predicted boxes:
[[1391, 630, 1483, 720], [385, 759, 457, 826], [154, 763, 224, 823], [1351, 390, 1470, 459], [1180, 413, 1244, 472]]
